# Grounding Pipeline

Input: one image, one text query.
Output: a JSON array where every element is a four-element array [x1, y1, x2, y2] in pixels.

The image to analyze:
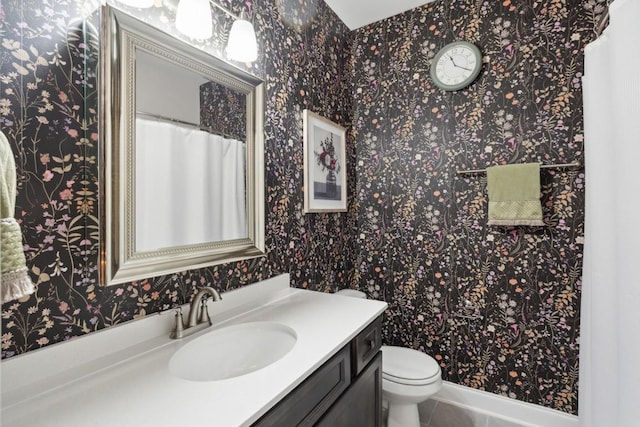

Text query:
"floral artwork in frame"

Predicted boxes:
[[303, 110, 347, 213]]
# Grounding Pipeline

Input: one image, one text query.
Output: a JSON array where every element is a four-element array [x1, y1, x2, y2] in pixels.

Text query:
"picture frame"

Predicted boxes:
[[303, 110, 347, 213]]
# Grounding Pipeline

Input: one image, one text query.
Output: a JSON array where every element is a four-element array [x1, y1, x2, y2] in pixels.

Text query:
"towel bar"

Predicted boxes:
[[456, 162, 581, 175]]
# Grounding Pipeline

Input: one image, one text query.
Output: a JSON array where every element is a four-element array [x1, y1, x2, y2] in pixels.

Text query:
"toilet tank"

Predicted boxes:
[[335, 289, 367, 299]]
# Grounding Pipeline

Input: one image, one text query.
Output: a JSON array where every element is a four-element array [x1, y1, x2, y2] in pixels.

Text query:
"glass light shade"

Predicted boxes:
[[81, 0, 106, 17], [226, 18, 258, 62], [117, 0, 154, 8], [175, 0, 213, 40]]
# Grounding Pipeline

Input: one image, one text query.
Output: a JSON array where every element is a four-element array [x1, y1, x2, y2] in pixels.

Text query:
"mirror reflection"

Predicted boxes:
[[101, 6, 265, 286], [134, 51, 248, 251]]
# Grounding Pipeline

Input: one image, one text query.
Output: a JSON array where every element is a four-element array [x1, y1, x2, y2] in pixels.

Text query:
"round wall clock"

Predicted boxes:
[[430, 41, 483, 91]]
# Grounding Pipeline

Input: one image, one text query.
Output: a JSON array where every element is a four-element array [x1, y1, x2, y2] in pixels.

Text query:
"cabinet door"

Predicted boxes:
[[253, 346, 351, 427], [316, 351, 382, 427]]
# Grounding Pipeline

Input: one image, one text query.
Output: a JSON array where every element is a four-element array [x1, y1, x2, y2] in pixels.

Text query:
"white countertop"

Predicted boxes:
[[1, 274, 387, 427]]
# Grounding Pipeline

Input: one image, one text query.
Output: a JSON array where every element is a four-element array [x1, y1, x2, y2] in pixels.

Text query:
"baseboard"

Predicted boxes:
[[430, 381, 579, 427]]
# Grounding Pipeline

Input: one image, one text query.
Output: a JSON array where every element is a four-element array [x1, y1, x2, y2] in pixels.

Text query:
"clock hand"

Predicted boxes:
[[448, 55, 472, 71]]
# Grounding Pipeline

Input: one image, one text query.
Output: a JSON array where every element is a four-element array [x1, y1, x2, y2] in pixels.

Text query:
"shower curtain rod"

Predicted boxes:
[[597, 10, 610, 36], [136, 111, 239, 141], [456, 162, 581, 175]]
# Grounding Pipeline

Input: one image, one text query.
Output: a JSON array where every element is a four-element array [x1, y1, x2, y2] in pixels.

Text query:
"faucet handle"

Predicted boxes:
[[170, 307, 185, 339], [198, 299, 212, 325]]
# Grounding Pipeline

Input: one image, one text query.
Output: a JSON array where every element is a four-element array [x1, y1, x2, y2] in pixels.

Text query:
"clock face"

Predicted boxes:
[[430, 41, 482, 91]]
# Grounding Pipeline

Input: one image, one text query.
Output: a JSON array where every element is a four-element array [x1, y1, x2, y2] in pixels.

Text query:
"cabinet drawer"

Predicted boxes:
[[253, 345, 351, 427], [352, 315, 382, 376]]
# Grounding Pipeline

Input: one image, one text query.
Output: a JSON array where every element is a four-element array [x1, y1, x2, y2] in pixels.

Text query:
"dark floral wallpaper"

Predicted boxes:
[[349, 0, 607, 415], [1, 0, 353, 357], [199, 80, 246, 140], [0, 0, 609, 417], [1, 0, 102, 349]]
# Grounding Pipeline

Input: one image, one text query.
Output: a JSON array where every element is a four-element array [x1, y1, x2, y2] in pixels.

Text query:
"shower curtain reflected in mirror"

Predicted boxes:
[[135, 118, 247, 252]]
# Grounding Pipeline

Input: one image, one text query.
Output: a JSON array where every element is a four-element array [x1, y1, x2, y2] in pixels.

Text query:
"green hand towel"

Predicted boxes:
[[1, 131, 35, 303], [486, 163, 545, 226]]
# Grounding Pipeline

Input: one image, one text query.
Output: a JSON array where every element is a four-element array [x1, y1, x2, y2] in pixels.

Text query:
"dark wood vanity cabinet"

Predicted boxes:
[[253, 316, 383, 427], [316, 352, 382, 427]]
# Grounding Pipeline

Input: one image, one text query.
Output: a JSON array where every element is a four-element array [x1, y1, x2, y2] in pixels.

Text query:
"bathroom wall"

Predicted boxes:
[[1, 0, 610, 417], [349, 0, 607, 415], [1, 0, 353, 357], [136, 50, 205, 125], [200, 81, 246, 140]]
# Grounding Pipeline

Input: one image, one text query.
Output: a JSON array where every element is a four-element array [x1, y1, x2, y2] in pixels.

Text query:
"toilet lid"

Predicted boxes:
[[381, 345, 441, 386]]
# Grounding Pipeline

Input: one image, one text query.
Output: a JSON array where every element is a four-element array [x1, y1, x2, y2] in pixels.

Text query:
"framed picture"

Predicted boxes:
[[303, 110, 347, 213]]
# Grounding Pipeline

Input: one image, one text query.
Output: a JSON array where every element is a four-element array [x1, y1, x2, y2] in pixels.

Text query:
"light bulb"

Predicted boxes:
[[117, 0, 154, 8], [81, 0, 106, 17], [176, 0, 213, 40], [226, 17, 258, 62]]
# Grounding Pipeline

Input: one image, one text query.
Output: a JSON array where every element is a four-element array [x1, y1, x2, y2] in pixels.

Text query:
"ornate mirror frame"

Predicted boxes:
[[100, 5, 265, 286]]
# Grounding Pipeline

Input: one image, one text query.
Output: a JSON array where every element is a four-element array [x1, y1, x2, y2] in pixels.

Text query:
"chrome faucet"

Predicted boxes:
[[170, 286, 222, 339]]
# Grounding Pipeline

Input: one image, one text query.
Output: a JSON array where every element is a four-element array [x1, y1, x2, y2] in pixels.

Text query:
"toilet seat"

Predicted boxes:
[[381, 345, 441, 386]]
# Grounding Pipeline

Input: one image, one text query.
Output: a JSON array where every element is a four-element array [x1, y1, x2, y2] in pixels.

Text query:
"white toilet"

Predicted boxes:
[[336, 289, 442, 427]]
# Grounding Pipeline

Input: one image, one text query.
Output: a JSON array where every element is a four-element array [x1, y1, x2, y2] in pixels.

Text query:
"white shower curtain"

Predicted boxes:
[[580, 0, 640, 425], [135, 117, 247, 251]]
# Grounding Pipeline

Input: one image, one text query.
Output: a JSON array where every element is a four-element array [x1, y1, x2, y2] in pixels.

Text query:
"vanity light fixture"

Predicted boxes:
[[175, 0, 258, 62], [176, 0, 214, 40], [225, 10, 258, 62], [116, 0, 154, 8], [80, 0, 106, 17]]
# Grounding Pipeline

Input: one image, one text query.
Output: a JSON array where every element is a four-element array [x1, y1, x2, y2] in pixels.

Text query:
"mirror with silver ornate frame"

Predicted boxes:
[[100, 5, 265, 286]]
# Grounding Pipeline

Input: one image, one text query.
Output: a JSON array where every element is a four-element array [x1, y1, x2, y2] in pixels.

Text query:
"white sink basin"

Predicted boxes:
[[169, 322, 297, 381]]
